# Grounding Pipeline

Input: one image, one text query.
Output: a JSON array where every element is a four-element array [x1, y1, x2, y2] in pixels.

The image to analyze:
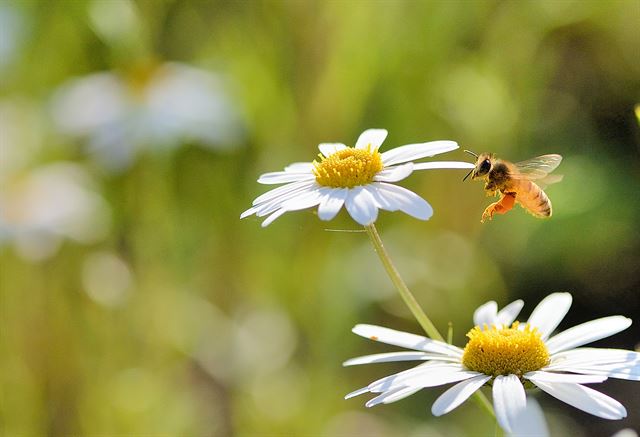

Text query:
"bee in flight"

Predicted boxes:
[[464, 151, 563, 223]]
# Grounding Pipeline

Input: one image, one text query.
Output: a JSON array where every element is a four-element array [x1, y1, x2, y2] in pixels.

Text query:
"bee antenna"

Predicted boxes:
[[462, 169, 473, 182], [464, 149, 478, 158]]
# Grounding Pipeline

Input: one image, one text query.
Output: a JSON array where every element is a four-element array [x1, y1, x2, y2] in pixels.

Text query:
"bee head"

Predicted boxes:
[[475, 153, 493, 177], [463, 150, 493, 181]]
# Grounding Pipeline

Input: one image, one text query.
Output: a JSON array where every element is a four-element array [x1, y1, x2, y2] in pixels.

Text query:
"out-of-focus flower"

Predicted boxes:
[[241, 129, 474, 227], [50, 61, 244, 171], [82, 251, 133, 307], [0, 4, 27, 73], [612, 429, 638, 437], [0, 163, 110, 260], [345, 293, 639, 436]]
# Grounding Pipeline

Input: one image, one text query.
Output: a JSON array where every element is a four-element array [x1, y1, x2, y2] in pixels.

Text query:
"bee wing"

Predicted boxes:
[[513, 154, 563, 180], [536, 173, 564, 190]]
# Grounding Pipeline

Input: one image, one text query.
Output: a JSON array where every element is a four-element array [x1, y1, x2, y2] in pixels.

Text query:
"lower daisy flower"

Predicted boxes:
[[241, 129, 474, 226], [344, 293, 639, 435]]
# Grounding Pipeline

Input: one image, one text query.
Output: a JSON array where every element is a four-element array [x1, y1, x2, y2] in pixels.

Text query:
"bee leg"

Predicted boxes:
[[481, 193, 516, 223]]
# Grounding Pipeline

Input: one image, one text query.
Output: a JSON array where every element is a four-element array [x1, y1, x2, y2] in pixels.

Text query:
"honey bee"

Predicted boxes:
[[464, 151, 563, 223]]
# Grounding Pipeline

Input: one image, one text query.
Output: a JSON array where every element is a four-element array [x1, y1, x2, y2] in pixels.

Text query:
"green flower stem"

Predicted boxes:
[[364, 223, 443, 342], [364, 223, 495, 420]]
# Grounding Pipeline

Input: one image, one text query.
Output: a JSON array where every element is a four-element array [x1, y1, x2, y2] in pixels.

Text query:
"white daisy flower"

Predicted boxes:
[[50, 61, 243, 171], [241, 129, 474, 226], [0, 162, 110, 260], [345, 293, 639, 436]]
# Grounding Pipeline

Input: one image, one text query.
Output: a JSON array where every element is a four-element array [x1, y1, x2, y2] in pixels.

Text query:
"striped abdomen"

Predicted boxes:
[[512, 180, 552, 218]]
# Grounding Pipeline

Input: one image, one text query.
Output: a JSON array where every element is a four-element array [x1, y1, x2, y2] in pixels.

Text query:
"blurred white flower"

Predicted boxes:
[[0, 163, 110, 260], [0, 4, 27, 73], [242, 129, 474, 227], [612, 429, 638, 437], [50, 61, 243, 170], [82, 251, 133, 307], [345, 293, 639, 436], [88, 0, 140, 47]]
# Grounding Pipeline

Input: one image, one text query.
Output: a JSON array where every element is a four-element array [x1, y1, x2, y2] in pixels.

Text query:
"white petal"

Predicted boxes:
[[280, 188, 325, 211], [345, 186, 378, 225], [380, 141, 459, 166], [257, 171, 315, 184], [343, 351, 457, 366], [474, 301, 498, 327], [370, 183, 433, 220], [363, 185, 397, 210], [252, 183, 319, 217], [493, 374, 527, 434], [431, 375, 491, 416], [378, 386, 423, 404], [240, 206, 258, 219], [525, 371, 607, 384], [366, 362, 465, 392], [532, 381, 627, 420], [404, 370, 482, 388], [527, 293, 573, 339], [355, 129, 388, 150], [251, 180, 316, 206], [372, 367, 480, 392], [555, 365, 640, 381], [611, 429, 638, 437], [508, 397, 549, 437], [548, 348, 640, 369], [413, 161, 476, 170], [352, 324, 464, 357], [345, 386, 371, 400], [245, 185, 315, 220], [252, 197, 291, 218], [547, 348, 640, 380], [318, 143, 347, 157], [317, 188, 348, 221], [373, 162, 414, 182], [284, 162, 314, 172], [497, 300, 524, 327], [261, 208, 287, 227], [366, 386, 422, 407], [363, 362, 447, 393], [545, 316, 632, 355]]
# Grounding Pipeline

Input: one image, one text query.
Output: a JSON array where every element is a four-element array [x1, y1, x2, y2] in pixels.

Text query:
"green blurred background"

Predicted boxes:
[[1, 1, 639, 436]]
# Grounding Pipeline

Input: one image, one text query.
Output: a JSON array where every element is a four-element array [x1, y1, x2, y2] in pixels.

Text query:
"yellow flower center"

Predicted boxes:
[[313, 146, 383, 188], [124, 58, 161, 98], [462, 322, 550, 377]]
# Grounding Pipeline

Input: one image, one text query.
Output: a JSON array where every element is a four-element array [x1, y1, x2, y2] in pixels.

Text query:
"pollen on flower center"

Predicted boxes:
[[313, 146, 383, 188], [462, 322, 550, 377]]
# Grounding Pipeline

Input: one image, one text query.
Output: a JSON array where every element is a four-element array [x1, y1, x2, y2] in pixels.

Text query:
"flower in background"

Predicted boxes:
[[0, 98, 110, 261], [345, 293, 639, 436], [0, 162, 110, 260], [82, 251, 133, 308], [50, 61, 244, 171], [612, 429, 639, 437], [0, 3, 27, 74], [241, 129, 474, 226]]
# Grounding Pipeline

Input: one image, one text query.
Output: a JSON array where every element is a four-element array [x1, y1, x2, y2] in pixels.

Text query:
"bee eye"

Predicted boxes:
[[479, 159, 491, 174]]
